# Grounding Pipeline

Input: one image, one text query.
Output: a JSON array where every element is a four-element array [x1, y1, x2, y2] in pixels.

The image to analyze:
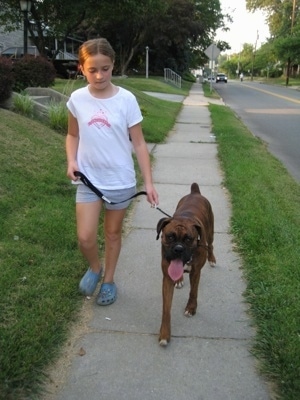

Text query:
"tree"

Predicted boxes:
[[137, 0, 228, 74], [219, 42, 273, 79], [246, 0, 299, 37], [81, 0, 228, 75], [85, 0, 167, 75], [0, 0, 93, 57], [273, 36, 300, 67], [246, 0, 300, 83], [0, 0, 167, 68], [0, 0, 229, 76]]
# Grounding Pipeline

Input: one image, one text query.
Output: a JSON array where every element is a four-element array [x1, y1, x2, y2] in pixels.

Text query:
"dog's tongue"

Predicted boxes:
[[168, 259, 184, 281]]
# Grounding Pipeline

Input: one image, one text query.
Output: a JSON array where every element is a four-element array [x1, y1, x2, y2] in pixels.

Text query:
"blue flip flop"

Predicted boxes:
[[96, 283, 117, 306], [79, 267, 102, 296]]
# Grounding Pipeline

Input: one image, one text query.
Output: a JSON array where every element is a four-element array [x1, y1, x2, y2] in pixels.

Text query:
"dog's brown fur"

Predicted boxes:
[[156, 183, 216, 346]]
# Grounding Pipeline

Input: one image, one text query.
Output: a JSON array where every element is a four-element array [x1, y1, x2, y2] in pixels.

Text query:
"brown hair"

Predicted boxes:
[[78, 38, 115, 66]]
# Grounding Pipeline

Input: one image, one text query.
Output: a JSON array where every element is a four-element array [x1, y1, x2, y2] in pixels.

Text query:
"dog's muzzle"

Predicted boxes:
[[165, 242, 193, 264], [173, 244, 184, 256], [164, 243, 194, 281]]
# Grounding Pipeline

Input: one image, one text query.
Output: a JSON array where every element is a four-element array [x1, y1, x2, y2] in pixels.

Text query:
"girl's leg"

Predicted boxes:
[[76, 200, 103, 273], [103, 208, 127, 283]]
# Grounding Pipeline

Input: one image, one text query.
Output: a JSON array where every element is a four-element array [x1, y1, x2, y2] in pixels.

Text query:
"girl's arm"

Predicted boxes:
[[129, 123, 159, 205], [66, 111, 80, 181]]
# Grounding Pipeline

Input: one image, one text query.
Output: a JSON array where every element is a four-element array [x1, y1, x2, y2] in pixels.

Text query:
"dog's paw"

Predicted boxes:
[[175, 280, 184, 289], [159, 331, 170, 346], [209, 260, 216, 267], [184, 308, 196, 317], [159, 339, 168, 346], [184, 310, 193, 317]]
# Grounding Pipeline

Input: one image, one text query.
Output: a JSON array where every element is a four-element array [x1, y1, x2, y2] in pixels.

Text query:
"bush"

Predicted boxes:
[[182, 71, 196, 83], [48, 100, 68, 132], [267, 68, 283, 78], [13, 55, 56, 92], [12, 92, 34, 117], [0, 57, 14, 103]]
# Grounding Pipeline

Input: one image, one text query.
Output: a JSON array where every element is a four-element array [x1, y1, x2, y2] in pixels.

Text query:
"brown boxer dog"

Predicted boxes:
[[156, 183, 216, 346]]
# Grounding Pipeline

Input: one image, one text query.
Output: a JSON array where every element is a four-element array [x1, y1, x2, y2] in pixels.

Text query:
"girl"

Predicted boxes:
[[66, 38, 158, 305]]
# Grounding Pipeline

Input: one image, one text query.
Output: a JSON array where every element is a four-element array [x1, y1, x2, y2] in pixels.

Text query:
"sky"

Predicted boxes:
[[216, 0, 270, 54]]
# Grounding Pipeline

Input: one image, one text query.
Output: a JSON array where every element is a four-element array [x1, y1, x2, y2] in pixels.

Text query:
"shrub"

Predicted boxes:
[[182, 71, 196, 83], [12, 92, 34, 117], [13, 55, 56, 92], [0, 57, 14, 103], [267, 68, 283, 78], [48, 100, 68, 132]]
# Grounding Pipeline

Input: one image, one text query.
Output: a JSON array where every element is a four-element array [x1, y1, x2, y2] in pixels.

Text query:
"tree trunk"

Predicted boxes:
[[120, 46, 135, 76], [286, 57, 291, 87]]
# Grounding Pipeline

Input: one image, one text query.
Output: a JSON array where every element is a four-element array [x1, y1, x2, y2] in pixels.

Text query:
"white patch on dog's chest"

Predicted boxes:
[[184, 264, 192, 273]]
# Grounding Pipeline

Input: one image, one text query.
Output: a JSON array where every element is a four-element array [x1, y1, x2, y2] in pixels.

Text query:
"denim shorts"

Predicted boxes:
[[76, 184, 136, 210]]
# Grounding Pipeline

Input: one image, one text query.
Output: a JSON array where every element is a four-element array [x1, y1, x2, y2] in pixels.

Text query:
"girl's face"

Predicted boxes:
[[81, 53, 114, 91]]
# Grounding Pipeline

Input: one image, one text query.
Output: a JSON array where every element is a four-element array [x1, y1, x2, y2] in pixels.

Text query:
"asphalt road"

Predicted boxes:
[[213, 80, 300, 183]]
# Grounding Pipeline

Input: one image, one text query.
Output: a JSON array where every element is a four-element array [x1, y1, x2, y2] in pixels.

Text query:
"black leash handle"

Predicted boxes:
[[154, 206, 172, 218], [74, 171, 147, 204]]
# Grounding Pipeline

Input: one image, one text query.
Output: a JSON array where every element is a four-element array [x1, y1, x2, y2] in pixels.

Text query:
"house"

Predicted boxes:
[[0, 29, 24, 54]]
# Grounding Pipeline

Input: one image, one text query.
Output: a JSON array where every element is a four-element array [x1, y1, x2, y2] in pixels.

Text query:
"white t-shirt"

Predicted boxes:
[[67, 86, 143, 190]]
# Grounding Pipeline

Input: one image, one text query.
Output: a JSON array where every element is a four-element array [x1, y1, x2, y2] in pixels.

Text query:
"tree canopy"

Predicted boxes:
[[246, 0, 300, 37], [0, 0, 229, 74], [246, 0, 300, 83]]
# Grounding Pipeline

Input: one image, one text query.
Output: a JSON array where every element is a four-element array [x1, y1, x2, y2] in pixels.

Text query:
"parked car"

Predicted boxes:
[[216, 73, 227, 83], [0, 46, 39, 59]]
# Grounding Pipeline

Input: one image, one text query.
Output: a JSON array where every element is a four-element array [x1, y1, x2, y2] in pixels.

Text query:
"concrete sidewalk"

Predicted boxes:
[[45, 84, 271, 400]]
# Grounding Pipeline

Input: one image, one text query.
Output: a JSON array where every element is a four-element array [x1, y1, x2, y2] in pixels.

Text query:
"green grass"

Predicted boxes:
[[0, 112, 82, 399], [260, 76, 300, 87], [0, 77, 191, 399], [54, 76, 192, 96], [120, 82, 184, 143], [209, 104, 300, 400], [53, 77, 188, 143], [202, 81, 221, 98], [110, 77, 191, 142], [1, 76, 299, 399]]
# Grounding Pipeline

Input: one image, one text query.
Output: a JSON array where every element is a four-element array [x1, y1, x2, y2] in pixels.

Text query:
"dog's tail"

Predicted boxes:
[[191, 182, 200, 194]]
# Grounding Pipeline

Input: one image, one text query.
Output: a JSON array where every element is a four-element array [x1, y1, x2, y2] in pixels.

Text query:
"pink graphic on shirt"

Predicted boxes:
[[88, 109, 111, 128]]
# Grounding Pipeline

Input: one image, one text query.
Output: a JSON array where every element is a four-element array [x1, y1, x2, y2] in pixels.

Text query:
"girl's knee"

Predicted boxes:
[[77, 232, 97, 250], [105, 230, 121, 243]]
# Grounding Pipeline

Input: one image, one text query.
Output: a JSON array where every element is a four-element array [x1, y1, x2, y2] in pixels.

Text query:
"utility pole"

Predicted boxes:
[[237, 44, 241, 78], [251, 30, 259, 81], [286, 0, 297, 86], [292, 0, 296, 28], [145, 46, 149, 79]]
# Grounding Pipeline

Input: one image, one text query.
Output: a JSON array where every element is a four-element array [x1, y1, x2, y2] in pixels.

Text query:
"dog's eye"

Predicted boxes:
[[184, 235, 193, 244], [166, 233, 175, 242]]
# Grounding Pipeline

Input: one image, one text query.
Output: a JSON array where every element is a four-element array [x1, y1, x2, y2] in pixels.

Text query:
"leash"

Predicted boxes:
[[74, 171, 172, 217], [74, 171, 147, 205], [151, 204, 172, 218]]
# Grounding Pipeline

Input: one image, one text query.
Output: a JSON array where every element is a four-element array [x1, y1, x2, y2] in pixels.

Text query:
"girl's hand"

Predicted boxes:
[[67, 161, 79, 181], [145, 184, 159, 206]]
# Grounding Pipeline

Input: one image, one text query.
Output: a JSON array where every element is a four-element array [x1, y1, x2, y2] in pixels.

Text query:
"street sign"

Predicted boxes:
[[204, 43, 220, 92], [204, 43, 220, 60]]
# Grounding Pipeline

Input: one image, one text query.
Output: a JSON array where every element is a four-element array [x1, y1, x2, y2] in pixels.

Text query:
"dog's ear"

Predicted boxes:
[[193, 218, 206, 245], [194, 224, 202, 236], [156, 218, 171, 240]]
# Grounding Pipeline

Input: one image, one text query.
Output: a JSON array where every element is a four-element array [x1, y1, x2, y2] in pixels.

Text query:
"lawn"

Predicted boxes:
[[0, 77, 191, 400], [0, 76, 299, 400], [209, 103, 300, 400]]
